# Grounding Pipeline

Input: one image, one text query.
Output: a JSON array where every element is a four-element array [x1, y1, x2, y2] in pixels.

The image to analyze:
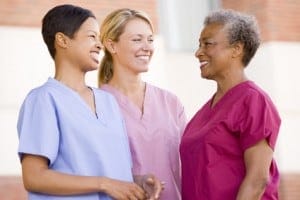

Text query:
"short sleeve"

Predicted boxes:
[[239, 91, 281, 151], [17, 89, 60, 165]]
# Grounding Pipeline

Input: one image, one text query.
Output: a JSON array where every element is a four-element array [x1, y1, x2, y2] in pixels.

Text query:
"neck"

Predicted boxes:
[[215, 66, 247, 95], [108, 69, 145, 96], [54, 61, 87, 92], [108, 70, 146, 113]]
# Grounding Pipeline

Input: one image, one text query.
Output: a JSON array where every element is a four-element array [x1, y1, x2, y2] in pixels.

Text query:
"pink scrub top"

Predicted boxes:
[[101, 83, 187, 200], [180, 81, 281, 200]]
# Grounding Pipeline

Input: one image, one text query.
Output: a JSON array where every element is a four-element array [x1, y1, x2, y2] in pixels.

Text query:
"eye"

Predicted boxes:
[[199, 41, 216, 49], [132, 38, 142, 42], [205, 41, 214, 46], [148, 38, 154, 43]]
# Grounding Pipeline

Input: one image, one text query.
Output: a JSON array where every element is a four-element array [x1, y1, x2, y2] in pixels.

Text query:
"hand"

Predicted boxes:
[[100, 177, 146, 200], [140, 174, 164, 200]]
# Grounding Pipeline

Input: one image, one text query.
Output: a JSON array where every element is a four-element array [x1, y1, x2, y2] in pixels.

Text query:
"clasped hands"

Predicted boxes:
[[134, 174, 164, 200]]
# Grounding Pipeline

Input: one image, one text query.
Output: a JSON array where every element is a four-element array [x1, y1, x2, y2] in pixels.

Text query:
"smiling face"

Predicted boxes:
[[195, 23, 235, 81], [67, 17, 102, 72], [109, 18, 154, 75]]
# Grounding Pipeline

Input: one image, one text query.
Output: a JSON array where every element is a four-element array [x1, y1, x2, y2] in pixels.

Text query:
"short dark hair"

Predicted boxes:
[[41, 4, 95, 59]]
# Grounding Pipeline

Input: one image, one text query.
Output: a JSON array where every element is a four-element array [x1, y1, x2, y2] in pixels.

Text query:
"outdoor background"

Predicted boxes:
[[0, 0, 299, 199]]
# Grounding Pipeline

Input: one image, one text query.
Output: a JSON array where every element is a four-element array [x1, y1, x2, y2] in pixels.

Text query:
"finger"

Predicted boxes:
[[153, 179, 163, 199], [129, 195, 138, 200], [146, 177, 155, 185], [161, 182, 165, 190], [133, 185, 146, 199]]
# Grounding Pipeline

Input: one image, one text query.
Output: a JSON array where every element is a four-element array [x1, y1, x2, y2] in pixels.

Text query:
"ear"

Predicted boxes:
[[104, 38, 116, 54], [231, 42, 244, 59], [55, 32, 68, 48]]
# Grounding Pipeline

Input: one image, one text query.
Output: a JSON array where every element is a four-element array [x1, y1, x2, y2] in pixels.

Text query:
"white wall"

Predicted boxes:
[[248, 42, 300, 172], [1, 26, 299, 175]]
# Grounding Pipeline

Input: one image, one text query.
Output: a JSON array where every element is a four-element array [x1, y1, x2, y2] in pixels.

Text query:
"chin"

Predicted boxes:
[[136, 66, 149, 73], [141, 68, 149, 73], [201, 73, 210, 80], [86, 65, 99, 72]]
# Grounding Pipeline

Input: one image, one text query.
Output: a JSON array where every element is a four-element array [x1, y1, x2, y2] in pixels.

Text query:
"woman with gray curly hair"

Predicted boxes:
[[180, 9, 281, 199]]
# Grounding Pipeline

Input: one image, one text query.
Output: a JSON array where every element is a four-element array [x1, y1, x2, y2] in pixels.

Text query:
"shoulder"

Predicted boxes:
[[237, 81, 280, 121], [241, 81, 276, 106], [23, 81, 56, 105], [147, 83, 182, 105]]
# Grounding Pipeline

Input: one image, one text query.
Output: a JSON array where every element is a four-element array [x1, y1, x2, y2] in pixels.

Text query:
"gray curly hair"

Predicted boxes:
[[204, 9, 261, 67]]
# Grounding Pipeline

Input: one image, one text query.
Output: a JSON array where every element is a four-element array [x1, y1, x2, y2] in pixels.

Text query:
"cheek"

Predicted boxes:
[[150, 47, 155, 55], [207, 48, 223, 58], [149, 43, 155, 51]]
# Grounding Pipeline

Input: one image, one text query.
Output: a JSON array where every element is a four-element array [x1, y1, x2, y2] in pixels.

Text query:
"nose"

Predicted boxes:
[[195, 46, 204, 58], [142, 40, 154, 51], [96, 41, 103, 51], [195, 48, 200, 58]]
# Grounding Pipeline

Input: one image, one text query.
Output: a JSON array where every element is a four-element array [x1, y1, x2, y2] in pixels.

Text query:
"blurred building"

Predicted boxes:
[[0, 0, 299, 199]]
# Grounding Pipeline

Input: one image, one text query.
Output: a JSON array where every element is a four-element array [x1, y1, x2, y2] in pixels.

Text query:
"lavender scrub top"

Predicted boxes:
[[180, 81, 281, 200], [17, 78, 133, 200], [101, 83, 187, 200]]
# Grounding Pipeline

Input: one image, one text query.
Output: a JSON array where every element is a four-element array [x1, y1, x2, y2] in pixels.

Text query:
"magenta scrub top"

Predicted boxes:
[[101, 83, 187, 200], [180, 81, 281, 200]]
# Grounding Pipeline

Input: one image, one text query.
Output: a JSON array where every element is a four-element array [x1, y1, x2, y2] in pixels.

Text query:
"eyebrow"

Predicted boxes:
[[201, 36, 210, 40], [130, 33, 153, 37], [199, 37, 213, 42], [87, 30, 99, 34]]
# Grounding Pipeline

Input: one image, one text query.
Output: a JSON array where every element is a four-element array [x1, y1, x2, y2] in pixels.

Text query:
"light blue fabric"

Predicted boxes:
[[17, 78, 133, 200]]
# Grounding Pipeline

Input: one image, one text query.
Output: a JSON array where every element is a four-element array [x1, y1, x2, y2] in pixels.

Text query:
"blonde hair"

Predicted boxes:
[[98, 8, 153, 86]]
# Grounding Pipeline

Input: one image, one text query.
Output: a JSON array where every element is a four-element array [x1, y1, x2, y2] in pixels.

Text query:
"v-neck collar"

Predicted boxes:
[[209, 80, 252, 110], [101, 83, 149, 121], [48, 77, 100, 120]]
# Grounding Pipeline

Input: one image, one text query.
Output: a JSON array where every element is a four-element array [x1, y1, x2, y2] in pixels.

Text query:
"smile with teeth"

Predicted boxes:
[[200, 61, 208, 67], [137, 55, 150, 61], [90, 52, 100, 63]]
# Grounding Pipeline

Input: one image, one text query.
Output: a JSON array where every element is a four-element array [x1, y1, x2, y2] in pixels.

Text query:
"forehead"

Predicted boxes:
[[78, 17, 99, 32], [200, 23, 227, 40], [122, 18, 153, 36]]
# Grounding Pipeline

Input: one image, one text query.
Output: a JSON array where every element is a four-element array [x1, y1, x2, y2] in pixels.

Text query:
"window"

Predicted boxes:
[[157, 0, 220, 52]]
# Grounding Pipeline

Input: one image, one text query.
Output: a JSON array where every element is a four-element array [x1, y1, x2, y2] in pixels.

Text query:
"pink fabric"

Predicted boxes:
[[180, 81, 281, 200], [101, 83, 187, 200]]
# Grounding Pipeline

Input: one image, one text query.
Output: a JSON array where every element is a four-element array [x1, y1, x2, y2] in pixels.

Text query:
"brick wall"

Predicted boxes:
[[0, 176, 26, 200], [0, 0, 158, 33], [1, 174, 299, 199], [279, 174, 300, 200], [222, 0, 300, 42]]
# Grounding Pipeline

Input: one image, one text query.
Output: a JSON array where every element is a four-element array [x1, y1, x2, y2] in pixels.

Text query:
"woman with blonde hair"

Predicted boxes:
[[17, 4, 161, 200], [98, 8, 187, 200]]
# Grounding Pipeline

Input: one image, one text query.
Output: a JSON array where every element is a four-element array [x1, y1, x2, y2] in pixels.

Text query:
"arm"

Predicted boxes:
[[22, 154, 145, 199], [133, 174, 164, 200], [236, 139, 273, 200]]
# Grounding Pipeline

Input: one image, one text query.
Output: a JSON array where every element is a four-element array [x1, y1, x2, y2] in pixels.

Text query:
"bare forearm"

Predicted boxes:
[[21, 155, 106, 195], [21, 155, 145, 199], [236, 177, 268, 200], [238, 139, 273, 200], [23, 168, 103, 195]]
